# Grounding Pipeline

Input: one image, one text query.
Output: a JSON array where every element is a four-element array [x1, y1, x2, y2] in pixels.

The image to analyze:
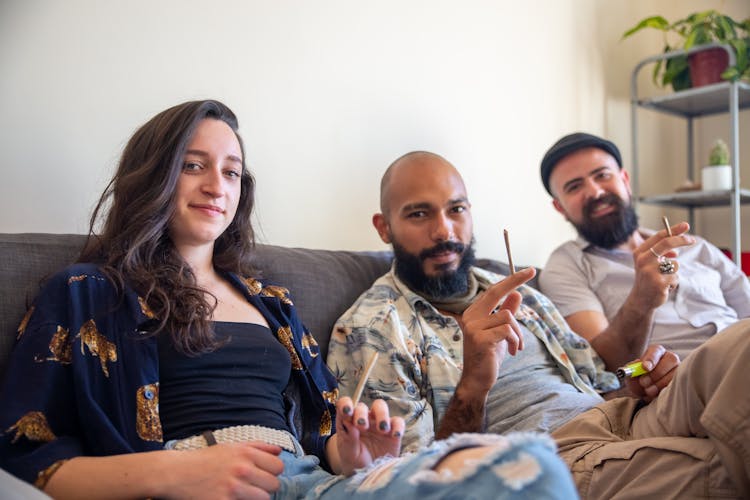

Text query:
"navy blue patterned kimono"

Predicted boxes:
[[0, 263, 338, 487]]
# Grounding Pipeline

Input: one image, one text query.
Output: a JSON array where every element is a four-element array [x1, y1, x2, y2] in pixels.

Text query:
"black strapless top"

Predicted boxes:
[[158, 321, 292, 440]]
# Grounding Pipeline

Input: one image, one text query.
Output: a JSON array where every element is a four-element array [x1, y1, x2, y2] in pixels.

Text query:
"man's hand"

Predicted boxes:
[[458, 267, 535, 395], [630, 222, 694, 311], [623, 344, 680, 403], [435, 267, 535, 441], [564, 222, 695, 370], [330, 397, 404, 476]]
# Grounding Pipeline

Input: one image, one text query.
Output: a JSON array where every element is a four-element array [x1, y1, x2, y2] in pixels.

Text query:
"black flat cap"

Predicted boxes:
[[540, 132, 622, 195]]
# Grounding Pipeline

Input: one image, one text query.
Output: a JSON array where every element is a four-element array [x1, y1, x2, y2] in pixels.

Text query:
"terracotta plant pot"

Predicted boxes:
[[688, 48, 730, 87]]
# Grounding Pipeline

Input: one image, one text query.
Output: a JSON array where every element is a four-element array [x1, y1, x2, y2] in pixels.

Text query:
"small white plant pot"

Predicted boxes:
[[701, 165, 732, 191]]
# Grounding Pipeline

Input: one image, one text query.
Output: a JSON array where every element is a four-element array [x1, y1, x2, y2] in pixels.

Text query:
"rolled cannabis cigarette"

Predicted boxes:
[[662, 216, 672, 236], [352, 351, 379, 406], [503, 229, 515, 275], [616, 360, 649, 379]]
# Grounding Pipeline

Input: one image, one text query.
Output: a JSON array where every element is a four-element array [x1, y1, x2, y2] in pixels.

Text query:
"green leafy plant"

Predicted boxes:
[[709, 139, 730, 166], [622, 10, 750, 90]]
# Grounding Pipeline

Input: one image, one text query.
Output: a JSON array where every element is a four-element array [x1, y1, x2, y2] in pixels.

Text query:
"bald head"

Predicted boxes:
[[372, 151, 473, 285], [379, 151, 465, 217]]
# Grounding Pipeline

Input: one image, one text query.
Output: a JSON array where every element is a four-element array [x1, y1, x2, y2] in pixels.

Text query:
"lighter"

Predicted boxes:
[[616, 361, 649, 379]]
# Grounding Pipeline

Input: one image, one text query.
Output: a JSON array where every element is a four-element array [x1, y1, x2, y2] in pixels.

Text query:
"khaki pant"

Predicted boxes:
[[552, 319, 750, 499]]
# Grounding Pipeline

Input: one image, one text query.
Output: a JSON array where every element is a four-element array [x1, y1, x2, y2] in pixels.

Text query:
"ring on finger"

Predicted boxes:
[[658, 259, 677, 274]]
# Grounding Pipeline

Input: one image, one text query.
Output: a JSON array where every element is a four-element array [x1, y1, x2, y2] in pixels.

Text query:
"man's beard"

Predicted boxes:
[[572, 193, 639, 249], [392, 239, 476, 299]]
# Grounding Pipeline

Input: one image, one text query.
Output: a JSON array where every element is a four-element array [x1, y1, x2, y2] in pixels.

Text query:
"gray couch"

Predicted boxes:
[[0, 233, 521, 380]]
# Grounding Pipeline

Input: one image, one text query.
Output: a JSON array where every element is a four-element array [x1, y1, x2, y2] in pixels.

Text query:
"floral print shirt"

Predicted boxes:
[[327, 266, 619, 452]]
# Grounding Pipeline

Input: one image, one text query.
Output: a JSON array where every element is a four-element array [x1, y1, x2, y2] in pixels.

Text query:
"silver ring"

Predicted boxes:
[[659, 259, 677, 274]]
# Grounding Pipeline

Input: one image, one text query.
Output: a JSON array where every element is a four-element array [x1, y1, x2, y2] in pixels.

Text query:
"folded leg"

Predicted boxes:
[[631, 319, 750, 496]]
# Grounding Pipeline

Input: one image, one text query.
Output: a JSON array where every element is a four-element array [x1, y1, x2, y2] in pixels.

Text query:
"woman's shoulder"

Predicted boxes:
[[45, 263, 111, 288], [32, 263, 151, 326], [36, 263, 128, 305]]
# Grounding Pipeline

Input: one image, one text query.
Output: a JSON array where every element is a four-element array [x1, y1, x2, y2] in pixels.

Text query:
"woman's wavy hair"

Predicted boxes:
[[79, 100, 256, 354]]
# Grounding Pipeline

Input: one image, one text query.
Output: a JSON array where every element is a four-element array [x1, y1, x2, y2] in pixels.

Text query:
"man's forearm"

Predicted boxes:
[[435, 385, 487, 440], [592, 297, 656, 370]]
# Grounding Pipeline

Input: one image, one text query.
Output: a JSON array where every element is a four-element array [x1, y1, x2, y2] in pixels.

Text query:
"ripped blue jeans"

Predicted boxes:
[[275, 432, 578, 499]]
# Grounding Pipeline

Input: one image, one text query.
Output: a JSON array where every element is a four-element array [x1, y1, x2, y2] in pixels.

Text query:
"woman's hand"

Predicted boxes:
[[165, 442, 284, 499], [330, 397, 404, 476], [45, 442, 284, 500]]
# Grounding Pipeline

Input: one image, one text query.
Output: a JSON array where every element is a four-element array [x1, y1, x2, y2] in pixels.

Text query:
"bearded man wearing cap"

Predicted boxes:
[[538, 132, 750, 371]]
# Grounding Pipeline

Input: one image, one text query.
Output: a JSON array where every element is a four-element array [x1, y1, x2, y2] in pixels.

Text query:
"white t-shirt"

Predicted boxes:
[[539, 230, 750, 361]]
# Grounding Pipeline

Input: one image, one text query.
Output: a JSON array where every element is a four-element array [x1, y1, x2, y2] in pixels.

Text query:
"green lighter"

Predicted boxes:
[[616, 361, 649, 379]]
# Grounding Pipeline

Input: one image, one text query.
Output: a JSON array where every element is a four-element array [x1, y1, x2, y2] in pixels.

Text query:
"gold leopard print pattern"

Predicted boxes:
[[34, 459, 67, 489], [301, 333, 319, 358], [17, 306, 34, 339], [320, 409, 332, 436], [276, 326, 303, 370], [136, 383, 163, 442], [321, 388, 339, 405], [7, 411, 56, 444], [78, 319, 117, 377], [260, 285, 293, 305], [242, 277, 263, 295], [46, 326, 73, 364], [138, 296, 156, 319]]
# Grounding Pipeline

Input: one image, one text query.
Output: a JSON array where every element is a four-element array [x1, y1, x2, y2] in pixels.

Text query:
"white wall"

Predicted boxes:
[[0, 0, 747, 267]]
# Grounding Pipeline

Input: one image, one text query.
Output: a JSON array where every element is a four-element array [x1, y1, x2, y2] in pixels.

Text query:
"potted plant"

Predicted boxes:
[[622, 10, 750, 91], [701, 139, 732, 191]]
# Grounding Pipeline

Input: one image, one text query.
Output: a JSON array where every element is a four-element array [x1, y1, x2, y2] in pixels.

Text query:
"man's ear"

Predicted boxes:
[[552, 198, 566, 216], [372, 213, 392, 244], [621, 169, 632, 195]]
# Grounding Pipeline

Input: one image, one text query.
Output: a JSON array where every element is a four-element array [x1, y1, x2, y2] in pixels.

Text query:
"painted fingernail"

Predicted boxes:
[[357, 418, 366, 425], [342, 406, 352, 415], [393, 431, 402, 438], [379, 421, 390, 431]]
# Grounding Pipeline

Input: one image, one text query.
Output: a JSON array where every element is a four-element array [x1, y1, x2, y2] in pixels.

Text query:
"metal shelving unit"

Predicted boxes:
[[631, 43, 750, 266]]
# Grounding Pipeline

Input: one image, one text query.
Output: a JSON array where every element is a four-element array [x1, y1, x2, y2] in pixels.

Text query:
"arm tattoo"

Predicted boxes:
[[435, 391, 487, 440]]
